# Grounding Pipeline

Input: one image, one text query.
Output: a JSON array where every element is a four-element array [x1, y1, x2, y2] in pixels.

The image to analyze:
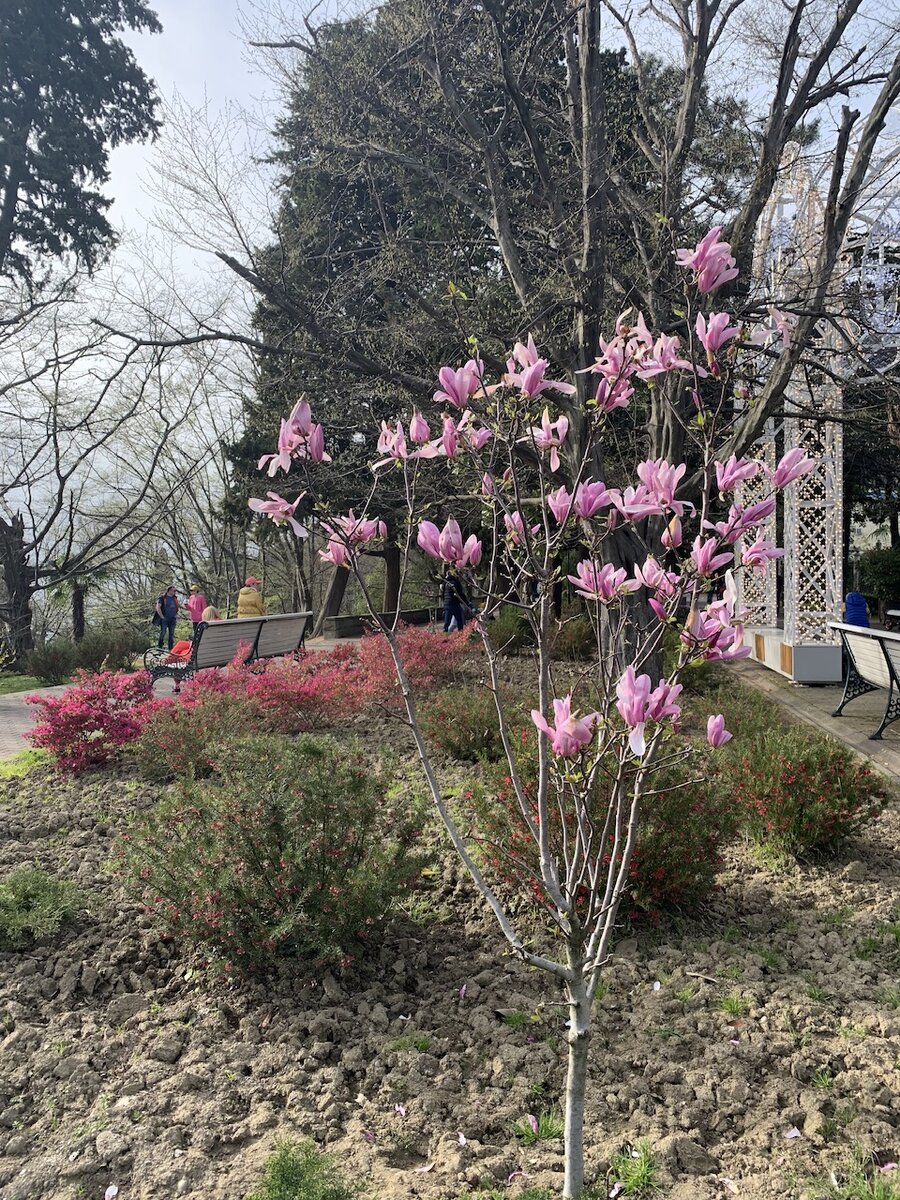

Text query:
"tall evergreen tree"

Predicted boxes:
[[0, 0, 162, 281]]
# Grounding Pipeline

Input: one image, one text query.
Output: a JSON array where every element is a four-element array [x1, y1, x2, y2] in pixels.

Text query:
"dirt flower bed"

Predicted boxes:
[[0, 761, 898, 1200]]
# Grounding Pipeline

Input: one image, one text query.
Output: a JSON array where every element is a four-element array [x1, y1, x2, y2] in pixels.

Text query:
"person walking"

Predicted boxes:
[[237, 576, 266, 618], [442, 566, 470, 633], [185, 583, 208, 638], [155, 585, 179, 651]]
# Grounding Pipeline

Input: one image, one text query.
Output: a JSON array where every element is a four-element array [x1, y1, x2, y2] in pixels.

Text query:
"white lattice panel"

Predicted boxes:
[[783, 383, 843, 646], [736, 418, 778, 626]]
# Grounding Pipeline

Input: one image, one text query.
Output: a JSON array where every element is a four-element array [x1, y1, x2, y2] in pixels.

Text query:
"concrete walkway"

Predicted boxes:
[[0, 638, 354, 761], [732, 658, 900, 782]]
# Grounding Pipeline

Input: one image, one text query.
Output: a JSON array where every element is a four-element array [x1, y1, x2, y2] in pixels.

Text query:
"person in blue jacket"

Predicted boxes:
[[844, 591, 869, 628]]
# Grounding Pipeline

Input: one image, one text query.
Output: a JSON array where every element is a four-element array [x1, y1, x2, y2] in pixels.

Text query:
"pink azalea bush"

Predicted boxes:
[[26, 671, 154, 772]]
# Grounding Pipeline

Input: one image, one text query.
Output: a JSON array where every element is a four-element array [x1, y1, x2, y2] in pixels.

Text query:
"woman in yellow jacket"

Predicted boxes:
[[236, 576, 266, 618]]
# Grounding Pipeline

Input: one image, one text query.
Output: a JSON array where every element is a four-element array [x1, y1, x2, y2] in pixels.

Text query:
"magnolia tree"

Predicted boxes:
[[248, 228, 812, 1198]]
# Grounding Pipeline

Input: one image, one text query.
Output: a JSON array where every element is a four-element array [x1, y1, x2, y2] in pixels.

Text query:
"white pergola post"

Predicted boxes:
[[736, 417, 778, 629]]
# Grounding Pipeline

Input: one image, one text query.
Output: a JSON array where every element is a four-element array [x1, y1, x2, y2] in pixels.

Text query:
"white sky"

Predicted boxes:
[[107, 0, 275, 236]]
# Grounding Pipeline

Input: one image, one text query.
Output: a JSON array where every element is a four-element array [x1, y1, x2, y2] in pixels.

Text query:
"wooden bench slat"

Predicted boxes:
[[828, 622, 900, 739]]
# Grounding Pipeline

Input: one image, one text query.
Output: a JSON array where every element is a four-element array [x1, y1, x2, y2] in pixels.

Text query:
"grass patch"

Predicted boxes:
[[608, 1141, 662, 1196], [246, 1139, 359, 1200], [0, 674, 47, 696], [0, 867, 81, 950], [822, 1147, 900, 1198], [0, 749, 49, 780], [511, 1110, 564, 1145], [718, 994, 751, 1017]]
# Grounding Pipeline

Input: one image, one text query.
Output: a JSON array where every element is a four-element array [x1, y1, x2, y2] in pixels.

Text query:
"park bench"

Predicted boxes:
[[143, 611, 312, 686], [829, 621, 900, 740]]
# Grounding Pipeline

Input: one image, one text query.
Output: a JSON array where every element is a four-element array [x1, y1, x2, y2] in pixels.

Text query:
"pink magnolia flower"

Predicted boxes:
[[707, 714, 733, 747], [504, 511, 540, 546], [647, 679, 683, 721], [690, 535, 733, 576], [441, 415, 459, 458], [319, 539, 350, 567], [481, 472, 495, 497], [374, 420, 409, 470], [288, 396, 312, 436], [704, 496, 777, 544], [661, 515, 683, 549], [635, 557, 681, 598], [636, 458, 688, 512], [505, 336, 575, 398], [574, 478, 613, 519], [675, 226, 739, 293], [594, 375, 635, 413], [547, 486, 573, 524], [695, 311, 740, 364], [247, 492, 307, 538], [741, 536, 784, 571], [307, 423, 330, 462], [766, 448, 816, 489], [567, 561, 639, 602], [635, 334, 693, 380], [750, 305, 797, 352], [258, 418, 298, 477], [417, 518, 482, 568], [530, 694, 599, 757], [610, 485, 666, 522], [409, 410, 431, 443], [434, 362, 481, 409], [528, 408, 570, 472], [615, 666, 652, 757], [715, 454, 759, 493], [325, 510, 387, 545]]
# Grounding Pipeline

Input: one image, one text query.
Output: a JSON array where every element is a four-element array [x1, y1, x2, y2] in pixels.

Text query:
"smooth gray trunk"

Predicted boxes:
[[563, 967, 592, 1198]]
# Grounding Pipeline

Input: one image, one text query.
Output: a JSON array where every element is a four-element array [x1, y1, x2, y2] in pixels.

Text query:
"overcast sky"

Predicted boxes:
[[108, 0, 276, 236]]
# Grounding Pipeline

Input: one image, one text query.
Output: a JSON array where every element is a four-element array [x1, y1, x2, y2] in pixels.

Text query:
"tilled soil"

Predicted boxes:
[[0, 765, 898, 1200]]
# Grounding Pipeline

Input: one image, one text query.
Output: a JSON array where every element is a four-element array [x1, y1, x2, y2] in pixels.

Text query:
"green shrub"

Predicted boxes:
[[119, 734, 429, 968], [420, 685, 521, 761], [74, 626, 146, 673], [489, 605, 534, 652], [129, 691, 255, 782], [859, 547, 900, 604], [466, 732, 736, 921], [733, 728, 886, 857], [551, 613, 596, 660], [0, 867, 81, 950], [27, 640, 76, 685], [247, 1140, 358, 1200]]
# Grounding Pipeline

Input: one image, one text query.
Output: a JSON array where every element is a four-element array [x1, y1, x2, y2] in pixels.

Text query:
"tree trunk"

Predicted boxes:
[[563, 964, 592, 1199], [72, 581, 85, 642], [0, 513, 35, 666], [382, 542, 401, 614], [312, 565, 349, 637], [890, 508, 899, 549]]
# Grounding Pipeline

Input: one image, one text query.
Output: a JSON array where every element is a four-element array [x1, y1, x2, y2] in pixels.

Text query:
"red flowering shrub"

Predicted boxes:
[[354, 624, 471, 705], [733, 728, 885, 857], [117, 733, 429, 968], [26, 671, 154, 772], [465, 732, 736, 922]]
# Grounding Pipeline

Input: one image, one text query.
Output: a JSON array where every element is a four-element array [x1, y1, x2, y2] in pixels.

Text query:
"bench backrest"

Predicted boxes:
[[194, 618, 265, 669], [255, 612, 311, 659], [829, 622, 896, 689]]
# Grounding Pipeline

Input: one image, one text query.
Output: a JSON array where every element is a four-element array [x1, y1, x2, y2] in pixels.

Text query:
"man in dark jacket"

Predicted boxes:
[[155, 585, 180, 650], [442, 567, 471, 633]]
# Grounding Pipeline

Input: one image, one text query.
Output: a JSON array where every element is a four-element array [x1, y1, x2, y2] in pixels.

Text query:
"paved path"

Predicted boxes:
[[0, 638, 354, 761]]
